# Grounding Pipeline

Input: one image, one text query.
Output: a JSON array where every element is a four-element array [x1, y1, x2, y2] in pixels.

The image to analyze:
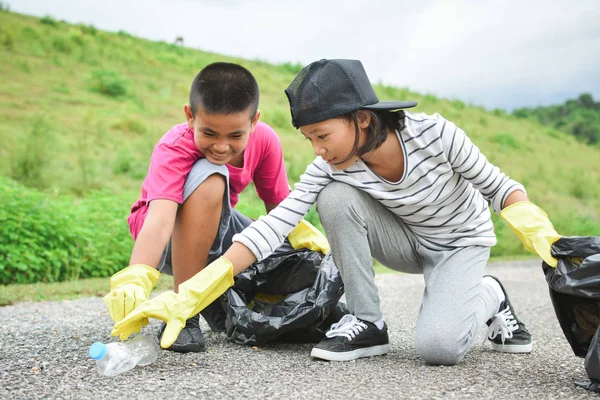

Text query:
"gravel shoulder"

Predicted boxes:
[[1, 260, 596, 399]]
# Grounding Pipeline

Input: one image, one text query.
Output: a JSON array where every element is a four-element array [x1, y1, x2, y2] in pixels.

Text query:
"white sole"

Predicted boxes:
[[491, 342, 533, 353], [311, 344, 390, 361]]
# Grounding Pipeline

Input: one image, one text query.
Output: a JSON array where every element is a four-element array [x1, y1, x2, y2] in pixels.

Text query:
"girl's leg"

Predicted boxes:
[[414, 246, 499, 365], [312, 182, 424, 361], [316, 182, 423, 323]]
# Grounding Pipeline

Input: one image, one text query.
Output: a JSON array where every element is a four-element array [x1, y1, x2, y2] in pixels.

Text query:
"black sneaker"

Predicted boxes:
[[158, 313, 206, 353], [484, 275, 532, 353], [200, 299, 227, 333], [310, 314, 390, 361]]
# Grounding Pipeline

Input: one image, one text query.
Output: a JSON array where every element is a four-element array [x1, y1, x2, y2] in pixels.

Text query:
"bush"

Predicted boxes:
[[112, 148, 133, 174], [0, 28, 14, 50], [89, 68, 129, 97], [490, 132, 519, 149], [67, 27, 85, 46], [40, 15, 58, 26], [52, 35, 72, 53], [111, 116, 147, 134], [77, 23, 97, 36], [9, 119, 53, 189], [0, 178, 132, 284], [451, 100, 466, 110], [279, 62, 303, 75]]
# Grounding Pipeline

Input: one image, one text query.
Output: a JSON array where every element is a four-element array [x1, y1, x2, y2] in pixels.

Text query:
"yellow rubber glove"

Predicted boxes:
[[102, 264, 161, 339], [288, 219, 330, 255], [500, 201, 561, 267], [111, 257, 234, 348]]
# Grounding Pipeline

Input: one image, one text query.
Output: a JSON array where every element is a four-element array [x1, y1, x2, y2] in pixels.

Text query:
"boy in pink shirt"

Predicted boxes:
[[103, 62, 325, 353]]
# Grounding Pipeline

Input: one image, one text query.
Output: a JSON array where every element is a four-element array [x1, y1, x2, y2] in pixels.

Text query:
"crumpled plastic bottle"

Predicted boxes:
[[88, 335, 160, 377]]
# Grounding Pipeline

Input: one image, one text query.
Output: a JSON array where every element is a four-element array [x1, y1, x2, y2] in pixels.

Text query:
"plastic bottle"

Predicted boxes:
[[88, 335, 160, 377]]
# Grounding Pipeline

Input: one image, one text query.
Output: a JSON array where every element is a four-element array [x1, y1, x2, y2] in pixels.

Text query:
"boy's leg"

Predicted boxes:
[[157, 159, 233, 352], [157, 159, 295, 347], [171, 173, 226, 290], [311, 182, 423, 361]]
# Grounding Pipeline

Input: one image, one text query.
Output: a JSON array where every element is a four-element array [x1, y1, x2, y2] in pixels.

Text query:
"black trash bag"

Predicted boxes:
[[202, 249, 347, 346], [543, 236, 600, 392]]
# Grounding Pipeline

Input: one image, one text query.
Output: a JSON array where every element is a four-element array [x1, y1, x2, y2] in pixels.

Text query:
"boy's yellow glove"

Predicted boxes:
[[500, 202, 561, 267], [288, 219, 330, 255], [111, 257, 234, 348], [103, 264, 160, 339]]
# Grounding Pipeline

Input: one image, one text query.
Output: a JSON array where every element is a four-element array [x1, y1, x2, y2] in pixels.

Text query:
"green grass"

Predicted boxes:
[[1, 10, 599, 288], [0, 257, 543, 306], [0, 263, 383, 306], [0, 273, 174, 306], [0, 263, 391, 306]]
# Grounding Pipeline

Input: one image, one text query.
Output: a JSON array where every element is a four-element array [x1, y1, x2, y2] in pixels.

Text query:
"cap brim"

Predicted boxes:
[[363, 100, 418, 111]]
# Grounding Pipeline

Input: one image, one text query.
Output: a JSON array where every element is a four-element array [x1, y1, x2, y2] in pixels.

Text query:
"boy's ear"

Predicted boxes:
[[250, 109, 260, 132], [184, 104, 194, 127]]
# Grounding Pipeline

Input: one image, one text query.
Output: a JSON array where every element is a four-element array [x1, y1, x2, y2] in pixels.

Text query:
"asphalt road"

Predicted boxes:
[[1, 259, 597, 399]]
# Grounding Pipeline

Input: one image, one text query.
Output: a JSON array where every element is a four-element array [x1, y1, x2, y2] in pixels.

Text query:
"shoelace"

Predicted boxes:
[[325, 314, 368, 341], [485, 305, 519, 345]]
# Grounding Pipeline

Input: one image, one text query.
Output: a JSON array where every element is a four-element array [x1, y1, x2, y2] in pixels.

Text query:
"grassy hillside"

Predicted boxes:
[[1, 10, 599, 283]]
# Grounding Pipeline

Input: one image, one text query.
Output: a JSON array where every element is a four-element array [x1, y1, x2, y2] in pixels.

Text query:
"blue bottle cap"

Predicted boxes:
[[89, 342, 108, 360]]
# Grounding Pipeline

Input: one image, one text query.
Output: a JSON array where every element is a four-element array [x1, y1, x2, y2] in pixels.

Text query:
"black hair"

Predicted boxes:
[[189, 62, 259, 119], [337, 110, 406, 163]]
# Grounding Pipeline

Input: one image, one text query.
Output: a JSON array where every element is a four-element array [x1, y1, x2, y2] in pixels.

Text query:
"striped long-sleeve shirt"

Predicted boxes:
[[233, 112, 525, 260]]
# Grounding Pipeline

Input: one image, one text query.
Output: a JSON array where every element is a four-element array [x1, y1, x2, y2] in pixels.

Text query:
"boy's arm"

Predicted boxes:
[[103, 199, 178, 339], [129, 199, 178, 266]]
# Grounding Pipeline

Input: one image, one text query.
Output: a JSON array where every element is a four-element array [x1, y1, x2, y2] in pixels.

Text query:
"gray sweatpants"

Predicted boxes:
[[159, 158, 292, 275], [316, 182, 500, 365]]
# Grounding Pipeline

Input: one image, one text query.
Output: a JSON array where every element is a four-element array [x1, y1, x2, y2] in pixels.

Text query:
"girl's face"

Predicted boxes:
[[300, 116, 369, 170]]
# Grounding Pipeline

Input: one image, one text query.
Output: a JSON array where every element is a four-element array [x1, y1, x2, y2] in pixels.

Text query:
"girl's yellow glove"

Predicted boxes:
[[500, 202, 562, 267], [288, 219, 330, 255], [111, 257, 234, 348]]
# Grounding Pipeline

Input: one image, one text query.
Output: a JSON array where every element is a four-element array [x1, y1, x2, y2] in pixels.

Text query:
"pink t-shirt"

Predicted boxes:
[[127, 121, 291, 239]]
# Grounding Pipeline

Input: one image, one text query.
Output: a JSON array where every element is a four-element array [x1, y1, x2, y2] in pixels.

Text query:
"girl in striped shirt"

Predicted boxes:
[[112, 59, 562, 365]]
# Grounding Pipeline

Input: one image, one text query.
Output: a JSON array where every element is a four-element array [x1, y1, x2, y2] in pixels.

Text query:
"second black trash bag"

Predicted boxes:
[[543, 236, 600, 392], [202, 249, 348, 346]]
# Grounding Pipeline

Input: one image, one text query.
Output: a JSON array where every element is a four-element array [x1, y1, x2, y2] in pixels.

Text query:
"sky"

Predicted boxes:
[[9, 0, 600, 111]]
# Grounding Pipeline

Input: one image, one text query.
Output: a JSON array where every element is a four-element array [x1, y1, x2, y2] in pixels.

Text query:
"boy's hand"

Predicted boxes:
[[288, 219, 330, 255], [103, 264, 160, 339], [111, 257, 234, 348], [500, 202, 562, 267]]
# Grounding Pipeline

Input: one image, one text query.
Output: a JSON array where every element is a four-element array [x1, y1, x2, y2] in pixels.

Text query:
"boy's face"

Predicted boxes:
[[185, 105, 259, 165], [300, 116, 368, 170]]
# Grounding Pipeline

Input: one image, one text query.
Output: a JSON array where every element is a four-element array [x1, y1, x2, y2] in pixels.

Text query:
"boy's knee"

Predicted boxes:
[[415, 333, 466, 366], [185, 173, 226, 205], [200, 173, 226, 193]]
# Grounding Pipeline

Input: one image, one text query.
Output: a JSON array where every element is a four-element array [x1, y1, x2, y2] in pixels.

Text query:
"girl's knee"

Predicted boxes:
[[415, 333, 467, 366], [316, 182, 361, 217]]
